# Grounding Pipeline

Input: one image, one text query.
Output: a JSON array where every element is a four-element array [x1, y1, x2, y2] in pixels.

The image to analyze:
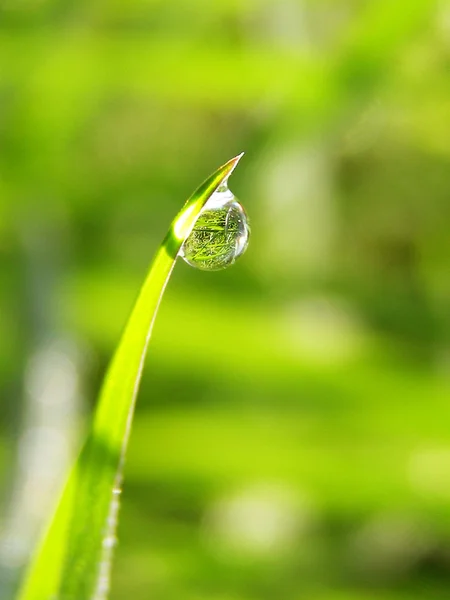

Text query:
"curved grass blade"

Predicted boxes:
[[18, 153, 244, 600]]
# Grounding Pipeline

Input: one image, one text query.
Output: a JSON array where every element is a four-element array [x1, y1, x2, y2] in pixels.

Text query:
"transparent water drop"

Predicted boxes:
[[180, 184, 250, 271]]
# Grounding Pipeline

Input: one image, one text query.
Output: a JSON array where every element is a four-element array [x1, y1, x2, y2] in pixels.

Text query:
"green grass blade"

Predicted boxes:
[[18, 153, 244, 600]]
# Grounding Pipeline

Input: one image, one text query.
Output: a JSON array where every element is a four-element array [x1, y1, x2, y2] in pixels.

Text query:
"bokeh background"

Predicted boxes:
[[1, 1, 450, 598]]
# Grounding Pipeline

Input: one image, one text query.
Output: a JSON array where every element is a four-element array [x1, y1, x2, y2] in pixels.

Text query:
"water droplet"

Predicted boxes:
[[180, 184, 250, 271]]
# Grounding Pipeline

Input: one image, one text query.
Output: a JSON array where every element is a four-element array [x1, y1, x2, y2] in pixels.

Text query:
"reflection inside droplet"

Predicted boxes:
[[180, 184, 250, 271]]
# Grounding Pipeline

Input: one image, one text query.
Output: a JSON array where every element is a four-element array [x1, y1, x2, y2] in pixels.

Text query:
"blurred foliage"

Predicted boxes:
[[0, 0, 450, 599]]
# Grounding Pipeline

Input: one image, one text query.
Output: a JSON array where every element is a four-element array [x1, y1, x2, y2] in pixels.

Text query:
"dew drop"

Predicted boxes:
[[180, 184, 250, 271]]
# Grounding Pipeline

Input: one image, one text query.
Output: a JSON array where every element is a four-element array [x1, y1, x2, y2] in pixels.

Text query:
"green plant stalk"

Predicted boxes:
[[18, 153, 244, 600]]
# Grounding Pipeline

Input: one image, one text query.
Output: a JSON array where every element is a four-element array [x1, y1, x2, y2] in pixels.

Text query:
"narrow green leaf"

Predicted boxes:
[[18, 153, 244, 600]]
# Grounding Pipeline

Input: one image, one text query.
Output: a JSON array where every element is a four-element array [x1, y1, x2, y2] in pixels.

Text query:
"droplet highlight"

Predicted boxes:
[[180, 184, 250, 271]]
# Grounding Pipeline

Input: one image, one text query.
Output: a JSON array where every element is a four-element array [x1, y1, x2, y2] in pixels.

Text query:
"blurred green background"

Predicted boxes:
[[1, 0, 450, 598]]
